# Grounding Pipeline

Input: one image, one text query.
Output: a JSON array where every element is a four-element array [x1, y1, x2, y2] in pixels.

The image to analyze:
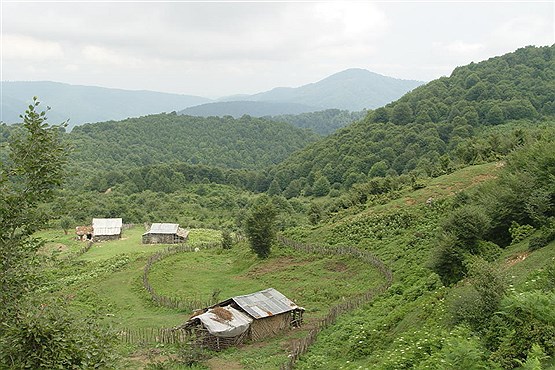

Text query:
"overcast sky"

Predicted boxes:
[[2, 1, 554, 98]]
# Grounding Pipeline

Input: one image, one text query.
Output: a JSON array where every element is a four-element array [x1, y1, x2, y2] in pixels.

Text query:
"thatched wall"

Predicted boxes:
[[249, 313, 291, 342], [184, 323, 250, 351]]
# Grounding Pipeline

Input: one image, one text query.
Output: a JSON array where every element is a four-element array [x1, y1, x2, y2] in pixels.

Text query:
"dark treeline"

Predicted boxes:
[[267, 109, 366, 135]]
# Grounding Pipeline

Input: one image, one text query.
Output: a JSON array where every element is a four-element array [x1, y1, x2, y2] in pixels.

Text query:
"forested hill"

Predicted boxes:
[[68, 113, 320, 171], [0, 81, 211, 129], [179, 101, 319, 118], [268, 109, 366, 136], [270, 45, 555, 190]]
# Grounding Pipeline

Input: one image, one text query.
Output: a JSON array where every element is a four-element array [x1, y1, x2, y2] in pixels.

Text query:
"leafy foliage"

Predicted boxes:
[[271, 45, 555, 192], [244, 196, 278, 258], [268, 109, 366, 135], [0, 300, 115, 369], [0, 98, 67, 313], [0, 99, 114, 369], [69, 113, 319, 171]]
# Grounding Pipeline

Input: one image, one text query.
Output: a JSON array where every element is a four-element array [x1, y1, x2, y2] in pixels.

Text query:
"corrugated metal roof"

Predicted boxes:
[[92, 218, 122, 236], [232, 288, 298, 319], [146, 223, 179, 234]]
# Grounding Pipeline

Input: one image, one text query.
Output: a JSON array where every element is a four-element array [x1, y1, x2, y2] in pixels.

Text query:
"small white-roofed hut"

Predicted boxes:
[[92, 218, 122, 242], [142, 223, 189, 244], [178, 288, 304, 350]]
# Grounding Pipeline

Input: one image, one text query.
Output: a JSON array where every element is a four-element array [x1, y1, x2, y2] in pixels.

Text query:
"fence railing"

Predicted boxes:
[[142, 242, 220, 311], [134, 233, 393, 365], [118, 327, 190, 344], [277, 236, 393, 370]]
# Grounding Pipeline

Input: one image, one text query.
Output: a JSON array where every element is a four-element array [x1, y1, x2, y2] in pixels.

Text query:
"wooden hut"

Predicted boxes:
[[75, 226, 93, 241], [142, 223, 189, 244], [178, 288, 304, 350], [92, 218, 122, 242]]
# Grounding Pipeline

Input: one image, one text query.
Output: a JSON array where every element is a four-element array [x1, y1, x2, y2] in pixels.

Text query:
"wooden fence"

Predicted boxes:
[[277, 236, 393, 370], [131, 233, 393, 363], [118, 327, 190, 344], [142, 242, 221, 311]]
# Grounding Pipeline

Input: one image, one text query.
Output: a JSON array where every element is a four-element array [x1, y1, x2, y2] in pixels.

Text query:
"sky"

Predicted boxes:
[[2, 1, 554, 98]]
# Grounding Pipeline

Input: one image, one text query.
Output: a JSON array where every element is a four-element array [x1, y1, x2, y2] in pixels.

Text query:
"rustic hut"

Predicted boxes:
[[92, 218, 122, 242], [142, 223, 189, 244], [178, 288, 304, 350], [75, 226, 93, 241]]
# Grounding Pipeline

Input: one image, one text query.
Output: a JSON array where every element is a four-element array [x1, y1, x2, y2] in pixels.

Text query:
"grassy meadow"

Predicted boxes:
[[35, 222, 385, 369]]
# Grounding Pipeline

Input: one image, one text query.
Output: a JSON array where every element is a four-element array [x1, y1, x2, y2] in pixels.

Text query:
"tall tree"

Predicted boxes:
[[244, 196, 277, 258], [0, 99, 114, 369], [0, 97, 67, 313]]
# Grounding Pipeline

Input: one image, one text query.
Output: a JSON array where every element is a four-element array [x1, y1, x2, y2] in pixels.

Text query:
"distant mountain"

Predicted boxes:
[[0, 81, 211, 129], [2, 69, 423, 128], [179, 101, 319, 118], [221, 69, 424, 111]]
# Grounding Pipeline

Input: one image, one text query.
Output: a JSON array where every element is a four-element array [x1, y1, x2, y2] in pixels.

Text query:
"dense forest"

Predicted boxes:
[[68, 113, 319, 171], [268, 45, 555, 195], [267, 109, 366, 135]]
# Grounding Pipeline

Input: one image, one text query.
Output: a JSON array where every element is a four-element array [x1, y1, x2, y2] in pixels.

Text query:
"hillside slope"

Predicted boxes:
[[68, 113, 320, 171], [270, 45, 554, 191], [287, 134, 555, 368]]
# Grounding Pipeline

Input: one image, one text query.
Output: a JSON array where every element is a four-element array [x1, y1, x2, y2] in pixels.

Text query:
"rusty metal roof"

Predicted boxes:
[[231, 288, 299, 319]]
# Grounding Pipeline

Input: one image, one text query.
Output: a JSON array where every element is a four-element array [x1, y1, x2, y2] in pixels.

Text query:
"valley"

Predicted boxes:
[[1, 45, 554, 369]]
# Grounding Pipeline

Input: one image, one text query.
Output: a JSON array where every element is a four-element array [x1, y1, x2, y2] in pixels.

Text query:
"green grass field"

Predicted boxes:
[[36, 223, 385, 369]]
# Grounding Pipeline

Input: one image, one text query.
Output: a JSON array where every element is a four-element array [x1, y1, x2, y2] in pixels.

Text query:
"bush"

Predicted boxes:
[[490, 291, 555, 368], [221, 230, 233, 249], [529, 223, 555, 251], [509, 221, 535, 244], [449, 259, 506, 332], [0, 299, 115, 369]]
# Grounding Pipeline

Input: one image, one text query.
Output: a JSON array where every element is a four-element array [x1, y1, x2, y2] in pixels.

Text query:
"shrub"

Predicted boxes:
[[221, 230, 233, 249], [509, 221, 535, 244], [528, 223, 555, 251], [0, 299, 115, 369]]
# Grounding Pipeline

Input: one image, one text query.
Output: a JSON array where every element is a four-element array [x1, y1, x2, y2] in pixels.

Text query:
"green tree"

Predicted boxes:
[[486, 105, 504, 125], [283, 179, 303, 199], [244, 196, 277, 258], [267, 178, 281, 196], [308, 202, 324, 225], [0, 99, 113, 369], [312, 175, 331, 197], [391, 102, 413, 125], [0, 98, 67, 313], [372, 107, 389, 123], [221, 230, 233, 249], [59, 215, 74, 235]]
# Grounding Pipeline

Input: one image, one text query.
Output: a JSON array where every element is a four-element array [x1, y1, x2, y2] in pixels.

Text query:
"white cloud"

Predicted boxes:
[[442, 41, 486, 55], [2, 34, 64, 61], [491, 15, 554, 49], [1, 1, 553, 97], [81, 45, 144, 68]]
